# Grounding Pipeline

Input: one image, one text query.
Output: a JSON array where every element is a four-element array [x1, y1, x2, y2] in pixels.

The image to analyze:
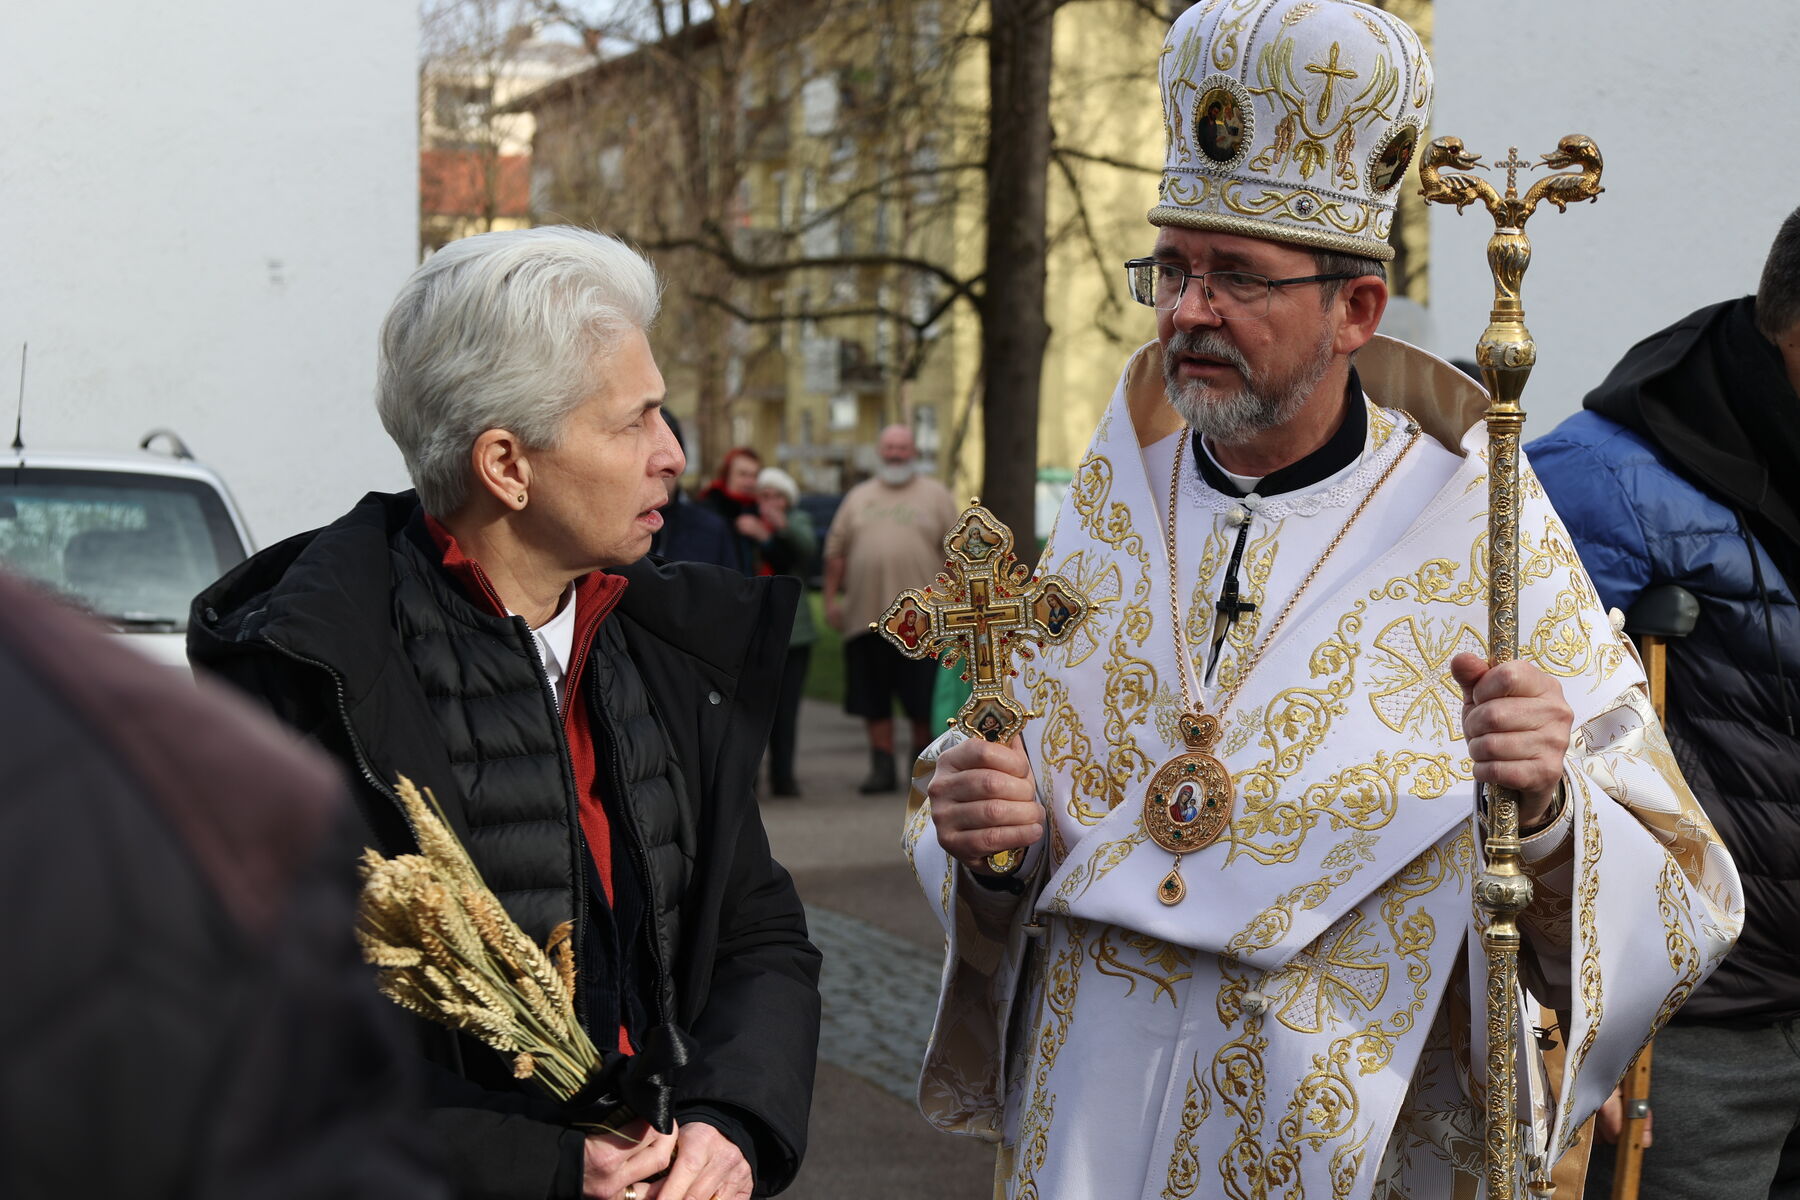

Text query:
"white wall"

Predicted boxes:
[[1428, 2, 1800, 434], [0, 1, 418, 546]]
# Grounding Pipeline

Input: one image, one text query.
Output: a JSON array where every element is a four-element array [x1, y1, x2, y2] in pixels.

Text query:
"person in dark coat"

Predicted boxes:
[[649, 410, 740, 571], [189, 226, 821, 1200], [753, 466, 817, 797], [0, 570, 442, 1200], [1529, 204, 1800, 1199]]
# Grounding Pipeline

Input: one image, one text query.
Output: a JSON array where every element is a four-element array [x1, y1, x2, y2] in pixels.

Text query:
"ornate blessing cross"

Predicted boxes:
[[875, 500, 1092, 749], [876, 501, 1092, 873]]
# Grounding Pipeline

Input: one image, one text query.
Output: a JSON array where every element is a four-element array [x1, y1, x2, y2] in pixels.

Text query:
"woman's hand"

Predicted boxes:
[[644, 1122, 753, 1200], [581, 1119, 677, 1200], [757, 493, 790, 533], [735, 513, 771, 542]]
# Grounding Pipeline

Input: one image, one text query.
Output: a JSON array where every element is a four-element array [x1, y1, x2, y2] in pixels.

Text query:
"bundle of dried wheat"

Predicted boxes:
[[357, 775, 600, 1101]]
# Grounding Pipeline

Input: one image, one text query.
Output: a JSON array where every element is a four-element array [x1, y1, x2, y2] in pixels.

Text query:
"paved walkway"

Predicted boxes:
[[762, 698, 995, 1199]]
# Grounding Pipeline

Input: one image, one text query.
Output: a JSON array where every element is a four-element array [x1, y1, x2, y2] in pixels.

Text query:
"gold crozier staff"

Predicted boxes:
[[1421, 134, 1607, 1197]]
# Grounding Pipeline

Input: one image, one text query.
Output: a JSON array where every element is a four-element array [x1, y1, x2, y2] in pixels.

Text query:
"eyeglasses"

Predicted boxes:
[[1123, 258, 1360, 320]]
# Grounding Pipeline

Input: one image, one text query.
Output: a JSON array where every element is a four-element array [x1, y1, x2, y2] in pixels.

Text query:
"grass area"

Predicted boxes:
[[803, 593, 844, 703]]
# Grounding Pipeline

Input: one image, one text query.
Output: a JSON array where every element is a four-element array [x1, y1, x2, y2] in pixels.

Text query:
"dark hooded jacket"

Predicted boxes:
[[0, 569, 442, 1200], [1528, 296, 1800, 1025], [188, 491, 821, 1198]]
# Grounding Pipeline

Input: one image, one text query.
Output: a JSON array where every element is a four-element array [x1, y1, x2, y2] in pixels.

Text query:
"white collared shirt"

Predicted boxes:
[[516, 584, 578, 710]]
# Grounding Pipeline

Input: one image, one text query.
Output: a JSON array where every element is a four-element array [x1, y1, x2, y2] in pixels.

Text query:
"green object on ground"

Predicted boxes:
[[931, 665, 973, 731], [803, 593, 844, 704]]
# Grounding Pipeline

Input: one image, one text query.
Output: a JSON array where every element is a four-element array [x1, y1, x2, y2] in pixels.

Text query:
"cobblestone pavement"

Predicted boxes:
[[807, 905, 943, 1102], [765, 698, 996, 1197]]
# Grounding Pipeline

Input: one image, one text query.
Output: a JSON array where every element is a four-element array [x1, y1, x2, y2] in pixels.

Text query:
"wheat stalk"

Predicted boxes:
[[357, 776, 603, 1105]]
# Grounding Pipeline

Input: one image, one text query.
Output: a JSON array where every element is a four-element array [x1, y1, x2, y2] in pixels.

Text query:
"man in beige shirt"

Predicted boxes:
[[823, 424, 960, 793]]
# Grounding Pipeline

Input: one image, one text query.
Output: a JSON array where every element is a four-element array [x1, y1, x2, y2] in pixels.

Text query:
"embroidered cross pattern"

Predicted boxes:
[[1304, 41, 1358, 120], [1264, 912, 1391, 1035], [1368, 616, 1487, 738]]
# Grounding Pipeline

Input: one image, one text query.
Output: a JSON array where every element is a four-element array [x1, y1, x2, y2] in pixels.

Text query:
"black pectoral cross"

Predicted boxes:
[[1205, 516, 1258, 686]]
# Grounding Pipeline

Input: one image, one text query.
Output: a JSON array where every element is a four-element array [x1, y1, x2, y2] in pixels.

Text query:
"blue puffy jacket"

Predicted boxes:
[[1530, 409, 1800, 1024]]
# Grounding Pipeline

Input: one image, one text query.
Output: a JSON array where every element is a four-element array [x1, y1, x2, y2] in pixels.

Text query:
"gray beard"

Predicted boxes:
[[1162, 326, 1336, 446], [878, 463, 917, 486]]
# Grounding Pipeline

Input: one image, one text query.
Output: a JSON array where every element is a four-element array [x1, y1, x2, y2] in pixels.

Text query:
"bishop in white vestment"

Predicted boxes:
[[903, 3, 1744, 1198]]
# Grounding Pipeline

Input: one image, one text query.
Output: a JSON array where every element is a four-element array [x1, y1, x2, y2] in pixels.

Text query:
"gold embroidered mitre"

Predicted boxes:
[[1151, 0, 1433, 261]]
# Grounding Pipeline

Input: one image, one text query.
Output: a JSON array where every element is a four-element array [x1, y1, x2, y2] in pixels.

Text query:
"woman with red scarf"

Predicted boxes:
[[698, 447, 767, 576]]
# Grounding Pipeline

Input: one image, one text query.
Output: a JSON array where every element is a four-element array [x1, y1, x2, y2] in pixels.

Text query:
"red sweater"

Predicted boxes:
[[425, 517, 633, 1053]]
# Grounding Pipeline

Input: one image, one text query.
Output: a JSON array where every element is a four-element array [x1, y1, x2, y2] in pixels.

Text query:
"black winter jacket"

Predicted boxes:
[[189, 492, 821, 1197], [1529, 298, 1800, 1025]]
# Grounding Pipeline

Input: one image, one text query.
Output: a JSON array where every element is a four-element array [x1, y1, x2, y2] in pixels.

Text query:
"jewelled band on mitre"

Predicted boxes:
[[1146, 203, 1398, 261]]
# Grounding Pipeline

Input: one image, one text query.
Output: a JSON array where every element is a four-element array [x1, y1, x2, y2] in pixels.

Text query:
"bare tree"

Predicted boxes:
[[421, 0, 584, 255], [520, 0, 1172, 530], [978, 0, 1061, 534]]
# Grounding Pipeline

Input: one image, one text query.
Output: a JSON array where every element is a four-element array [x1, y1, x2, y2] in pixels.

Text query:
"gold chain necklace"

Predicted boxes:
[[1145, 422, 1421, 905]]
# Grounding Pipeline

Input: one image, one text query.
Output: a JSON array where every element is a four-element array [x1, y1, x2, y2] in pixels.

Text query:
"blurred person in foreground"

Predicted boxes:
[[903, 2, 1742, 1195], [821, 423, 958, 793], [754, 466, 817, 797], [1530, 205, 1800, 1199], [189, 226, 821, 1200], [697, 447, 767, 576], [647, 410, 739, 571], [0, 571, 441, 1199]]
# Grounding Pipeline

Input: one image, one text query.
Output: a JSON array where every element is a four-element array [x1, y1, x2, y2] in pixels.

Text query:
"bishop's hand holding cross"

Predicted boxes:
[[873, 501, 1091, 876]]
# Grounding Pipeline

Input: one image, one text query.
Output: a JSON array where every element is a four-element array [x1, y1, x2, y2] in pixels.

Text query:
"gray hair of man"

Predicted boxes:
[[376, 226, 662, 516], [1756, 204, 1800, 341]]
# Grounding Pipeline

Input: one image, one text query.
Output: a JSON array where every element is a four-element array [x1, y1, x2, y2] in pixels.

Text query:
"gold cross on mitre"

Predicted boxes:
[[873, 500, 1092, 872]]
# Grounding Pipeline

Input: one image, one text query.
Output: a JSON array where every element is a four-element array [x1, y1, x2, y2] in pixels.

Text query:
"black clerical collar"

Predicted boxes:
[[1192, 370, 1368, 498]]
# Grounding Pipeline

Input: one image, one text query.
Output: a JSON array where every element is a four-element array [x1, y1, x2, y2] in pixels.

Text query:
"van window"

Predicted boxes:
[[0, 469, 246, 628]]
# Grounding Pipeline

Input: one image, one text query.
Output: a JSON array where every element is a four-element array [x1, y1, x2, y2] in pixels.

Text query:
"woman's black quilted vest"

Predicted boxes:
[[389, 531, 693, 1031]]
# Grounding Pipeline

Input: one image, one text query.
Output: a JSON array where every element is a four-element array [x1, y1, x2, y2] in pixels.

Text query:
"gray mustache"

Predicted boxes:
[[1164, 330, 1248, 374]]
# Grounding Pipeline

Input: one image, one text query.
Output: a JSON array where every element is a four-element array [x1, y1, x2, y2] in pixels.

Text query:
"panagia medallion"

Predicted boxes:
[[1143, 710, 1233, 861]]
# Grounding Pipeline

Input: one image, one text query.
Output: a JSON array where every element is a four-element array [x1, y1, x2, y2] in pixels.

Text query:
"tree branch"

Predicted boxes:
[[1051, 149, 1128, 323], [651, 222, 987, 308], [1051, 144, 1161, 176]]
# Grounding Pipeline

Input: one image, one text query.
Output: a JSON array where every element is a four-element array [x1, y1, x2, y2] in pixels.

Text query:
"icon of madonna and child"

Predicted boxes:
[[1168, 779, 1209, 826]]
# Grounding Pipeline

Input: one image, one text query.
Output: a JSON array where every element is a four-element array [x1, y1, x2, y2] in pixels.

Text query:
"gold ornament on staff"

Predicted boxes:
[[873, 500, 1092, 875], [1420, 133, 1605, 1200]]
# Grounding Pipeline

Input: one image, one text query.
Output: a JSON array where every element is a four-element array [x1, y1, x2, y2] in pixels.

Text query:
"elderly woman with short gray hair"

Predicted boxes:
[[191, 226, 821, 1200]]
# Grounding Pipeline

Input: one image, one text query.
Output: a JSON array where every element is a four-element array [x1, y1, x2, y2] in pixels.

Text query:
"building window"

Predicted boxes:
[[596, 145, 624, 190], [829, 394, 858, 432], [434, 83, 492, 141], [914, 405, 939, 456]]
